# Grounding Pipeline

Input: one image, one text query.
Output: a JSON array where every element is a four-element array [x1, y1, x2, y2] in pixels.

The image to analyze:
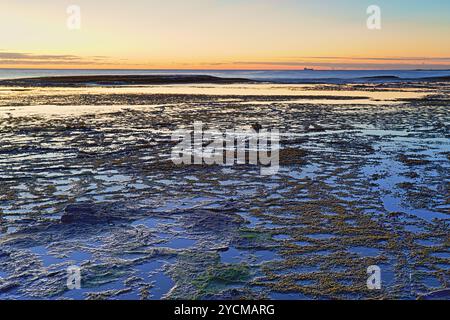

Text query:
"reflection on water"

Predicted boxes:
[[0, 84, 427, 118], [0, 83, 426, 103]]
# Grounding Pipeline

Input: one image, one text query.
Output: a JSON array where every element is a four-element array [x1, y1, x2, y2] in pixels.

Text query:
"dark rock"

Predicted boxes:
[[61, 203, 117, 224], [0, 282, 19, 293], [0, 75, 255, 87], [213, 246, 230, 252], [180, 209, 245, 234], [252, 123, 263, 132], [418, 289, 450, 300]]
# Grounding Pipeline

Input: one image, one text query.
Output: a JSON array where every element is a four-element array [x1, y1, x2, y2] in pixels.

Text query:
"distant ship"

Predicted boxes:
[[303, 68, 314, 71]]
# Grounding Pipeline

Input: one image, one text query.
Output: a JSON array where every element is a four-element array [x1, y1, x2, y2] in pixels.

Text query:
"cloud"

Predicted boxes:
[[293, 57, 450, 62], [298, 56, 450, 62], [0, 51, 114, 65], [2, 51, 449, 69], [220, 58, 450, 70]]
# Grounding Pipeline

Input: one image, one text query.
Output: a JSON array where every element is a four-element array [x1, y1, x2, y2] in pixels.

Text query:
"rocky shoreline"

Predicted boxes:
[[0, 75, 255, 87]]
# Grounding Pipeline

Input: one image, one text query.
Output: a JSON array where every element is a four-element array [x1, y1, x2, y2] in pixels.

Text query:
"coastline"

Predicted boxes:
[[1, 71, 450, 87], [0, 75, 255, 87]]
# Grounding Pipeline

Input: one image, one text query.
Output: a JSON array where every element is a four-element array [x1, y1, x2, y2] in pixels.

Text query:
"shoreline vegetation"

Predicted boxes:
[[0, 74, 450, 87]]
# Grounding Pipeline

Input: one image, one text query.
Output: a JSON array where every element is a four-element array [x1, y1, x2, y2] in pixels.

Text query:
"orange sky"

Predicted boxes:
[[1, 0, 450, 70]]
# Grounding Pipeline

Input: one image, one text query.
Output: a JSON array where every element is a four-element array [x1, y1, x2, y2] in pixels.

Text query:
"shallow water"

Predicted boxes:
[[0, 83, 426, 99]]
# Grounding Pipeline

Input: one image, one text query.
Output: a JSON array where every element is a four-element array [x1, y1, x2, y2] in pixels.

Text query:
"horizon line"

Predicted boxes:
[[1, 67, 450, 72]]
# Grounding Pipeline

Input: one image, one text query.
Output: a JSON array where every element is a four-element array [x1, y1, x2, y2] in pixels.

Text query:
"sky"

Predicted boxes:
[[1, 0, 450, 70]]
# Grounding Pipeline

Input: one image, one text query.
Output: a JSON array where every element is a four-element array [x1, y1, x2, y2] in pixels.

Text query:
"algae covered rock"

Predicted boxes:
[[61, 203, 126, 224]]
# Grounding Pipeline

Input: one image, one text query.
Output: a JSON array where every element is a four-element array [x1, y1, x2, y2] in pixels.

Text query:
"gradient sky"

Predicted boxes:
[[1, 0, 450, 69]]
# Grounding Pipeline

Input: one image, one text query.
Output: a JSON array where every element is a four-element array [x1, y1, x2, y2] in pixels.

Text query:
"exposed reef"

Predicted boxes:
[[0, 82, 448, 300]]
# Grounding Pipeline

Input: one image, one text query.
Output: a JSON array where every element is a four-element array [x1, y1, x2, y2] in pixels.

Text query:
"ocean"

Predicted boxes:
[[0, 68, 449, 83]]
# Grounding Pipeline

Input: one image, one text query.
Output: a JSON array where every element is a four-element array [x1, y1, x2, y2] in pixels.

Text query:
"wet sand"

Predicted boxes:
[[0, 82, 448, 300]]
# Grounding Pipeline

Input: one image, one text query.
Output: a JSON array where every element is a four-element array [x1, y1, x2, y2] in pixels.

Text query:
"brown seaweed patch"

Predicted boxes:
[[279, 148, 308, 166], [398, 154, 430, 166]]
